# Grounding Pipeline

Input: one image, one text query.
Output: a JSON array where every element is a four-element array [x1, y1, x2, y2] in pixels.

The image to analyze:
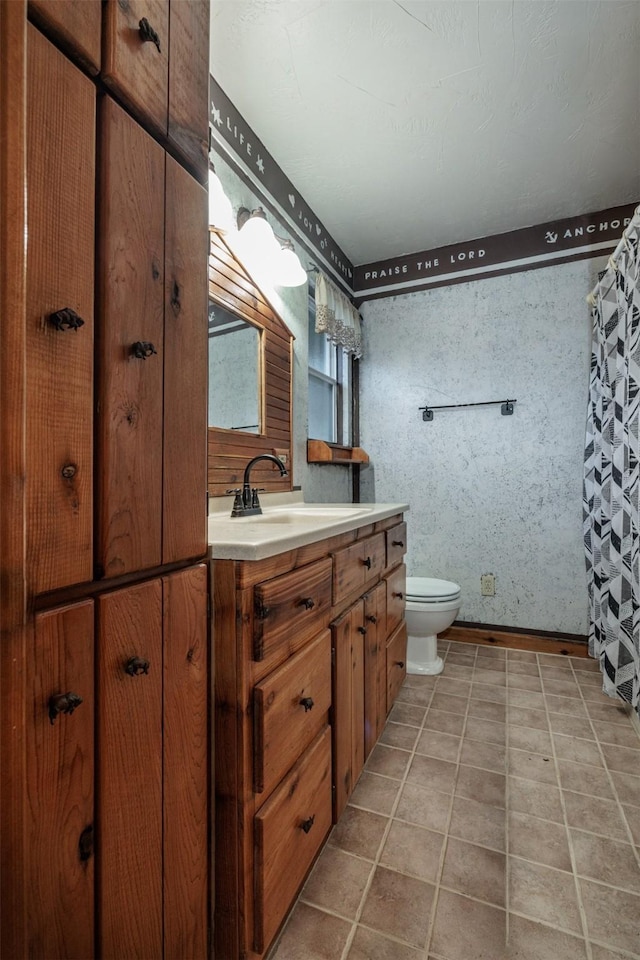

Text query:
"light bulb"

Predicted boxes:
[[273, 245, 307, 286], [208, 170, 234, 232]]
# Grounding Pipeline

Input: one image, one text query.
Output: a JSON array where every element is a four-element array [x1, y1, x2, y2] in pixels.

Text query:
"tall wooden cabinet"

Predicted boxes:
[[1, 2, 210, 957]]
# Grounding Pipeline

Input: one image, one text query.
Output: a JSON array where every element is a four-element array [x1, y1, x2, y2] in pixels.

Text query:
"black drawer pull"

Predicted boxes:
[[363, 557, 372, 570], [138, 17, 161, 53], [299, 697, 314, 712], [124, 656, 150, 676], [357, 626, 367, 635], [392, 540, 404, 547], [299, 597, 315, 610], [48, 307, 85, 331], [131, 340, 157, 359], [300, 814, 315, 834], [395, 661, 405, 669], [367, 615, 377, 624], [48, 692, 83, 725], [393, 591, 404, 599]]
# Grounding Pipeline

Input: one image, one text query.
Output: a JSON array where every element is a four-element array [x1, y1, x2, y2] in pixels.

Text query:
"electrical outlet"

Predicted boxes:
[[480, 573, 495, 596]]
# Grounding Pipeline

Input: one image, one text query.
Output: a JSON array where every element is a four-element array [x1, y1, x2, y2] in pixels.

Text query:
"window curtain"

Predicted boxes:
[[314, 270, 363, 359], [583, 203, 640, 718]]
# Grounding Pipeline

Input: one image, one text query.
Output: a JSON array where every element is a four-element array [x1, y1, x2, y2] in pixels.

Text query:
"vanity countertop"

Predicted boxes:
[[208, 499, 409, 561]]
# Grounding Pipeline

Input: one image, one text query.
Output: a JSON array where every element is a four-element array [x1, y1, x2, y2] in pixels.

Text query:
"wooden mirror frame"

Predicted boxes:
[[208, 229, 294, 497]]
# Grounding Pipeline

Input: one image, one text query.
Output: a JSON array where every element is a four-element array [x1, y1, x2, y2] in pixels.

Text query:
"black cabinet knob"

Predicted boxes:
[[363, 557, 372, 570], [299, 597, 315, 610], [48, 692, 83, 725], [124, 657, 150, 676], [131, 341, 157, 359], [48, 307, 85, 331], [300, 814, 315, 834], [392, 540, 404, 547], [138, 17, 161, 53], [299, 697, 314, 712], [367, 615, 377, 624]]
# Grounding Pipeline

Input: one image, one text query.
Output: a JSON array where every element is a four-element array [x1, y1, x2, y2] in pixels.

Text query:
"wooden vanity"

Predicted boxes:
[[211, 508, 408, 959]]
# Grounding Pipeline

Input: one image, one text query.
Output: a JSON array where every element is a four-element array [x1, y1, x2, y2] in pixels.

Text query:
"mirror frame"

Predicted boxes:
[[208, 228, 294, 497]]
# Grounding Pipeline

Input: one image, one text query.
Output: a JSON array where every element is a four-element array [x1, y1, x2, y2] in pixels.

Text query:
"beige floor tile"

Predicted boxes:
[[508, 858, 582, 934], [508, 705, 550, 730], [406, 754, 458, 795], [542, 679, 580, 699], [346, 926, 423, 959], [379, 721, 420, 751], [467, 698, 506, 722], [548, 713, 596, 739], [476, 646, 507, 660], [397, 684, 435, 708], [546, 694, 588, 717], [476, 657, 506, 672], [556, 759, 615, 799], [455, 765, 505, 808], [301, 846, 373, 919], [579, 878, 640, 955], [600, 742, 640, 774], [380, 819, 445, 882], [436, 677, 472, 699], [509, 811, 572, 871], [538, 653, 574, 667], [506, 914, 588, 959], [508, 724, 553, 755], [570, 829, 640, 893], [508, 748, 557, 784], [394, 781, 453, 834], [365, 743, 412, 780], [349, 771, 402, 816], [359, 866, 435, 948], [415, 728, 461, 763], [569, 656, 599, 671], [328, 806, 389, 860], [449, 794, 506, 852], [460, 738, 506, 773], [474, 667, 508, 686], [429, 692, 469, 715], [508, 650, 538, 662], [388, 701, 428, 727], [508, 674, 544, 693], [552, 733, 604, 766], [465, 715, 507, 745], [589, 945, 636, 960], [540, 664, 575, 680], [577, 682, 614, 703], [444, 663, 475, 680], [423, 707, 466, 736], [428, 890, 506, 960], [585, 700, 634, 724], [445, 653, 477, 667], [508, 777, 564, 823], [507, 661, 541, 677], [562, 790, 631, 842], [404, 674, 438, 689], [470, 682, 507, 704], [592, 719, 640, 749], [447, 641, 476, 655], [508, 688, 546, 710], [609, 769, 640, 805], [268, 902, 353, 960], [622, 803, 640, 845], [441, 836, 506, 906]]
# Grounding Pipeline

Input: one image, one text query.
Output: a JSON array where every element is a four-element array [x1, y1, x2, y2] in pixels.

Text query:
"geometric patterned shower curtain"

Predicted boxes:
[[583, 204, 640, 718]]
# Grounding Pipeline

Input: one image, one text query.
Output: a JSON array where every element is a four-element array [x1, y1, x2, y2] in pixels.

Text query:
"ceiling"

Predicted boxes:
[[209, 1, 640, 266]]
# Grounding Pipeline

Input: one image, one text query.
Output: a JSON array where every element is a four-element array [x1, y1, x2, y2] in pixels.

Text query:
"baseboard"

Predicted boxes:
[[440, 622, 590, 658]]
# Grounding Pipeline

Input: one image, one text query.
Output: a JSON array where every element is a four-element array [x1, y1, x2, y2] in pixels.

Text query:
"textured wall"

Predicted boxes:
[[211, 154, 352, 503], [359, 258, 607, 635]]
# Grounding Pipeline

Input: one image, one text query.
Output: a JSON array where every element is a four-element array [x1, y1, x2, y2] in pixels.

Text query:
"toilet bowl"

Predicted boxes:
[[405, 576, 461, 675]]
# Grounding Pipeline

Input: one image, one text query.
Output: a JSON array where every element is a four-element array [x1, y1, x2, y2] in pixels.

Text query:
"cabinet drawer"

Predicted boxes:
[[254, 630, 331, 795], [386, 621, 408, 712], [254, 727, 332, 954], [385, 563, 406, 635], [386, 521, 407, 568], [253, 558, 332, 662], [332, 532, 386, 604]]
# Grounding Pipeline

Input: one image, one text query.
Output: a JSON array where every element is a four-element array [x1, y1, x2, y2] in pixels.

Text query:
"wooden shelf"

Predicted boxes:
[[307, 440, 370, 465]]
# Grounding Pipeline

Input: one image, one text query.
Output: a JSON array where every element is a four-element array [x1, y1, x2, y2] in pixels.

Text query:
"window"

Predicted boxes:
[[308, 282, 352, 444]]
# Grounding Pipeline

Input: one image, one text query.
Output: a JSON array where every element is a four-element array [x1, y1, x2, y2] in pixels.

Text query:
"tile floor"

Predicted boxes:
[[268, 640, 640, 960]]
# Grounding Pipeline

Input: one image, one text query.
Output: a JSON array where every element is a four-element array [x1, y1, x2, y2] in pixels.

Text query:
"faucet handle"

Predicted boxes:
[[251, 487, 266, 508], [226, 488, 244, 517]]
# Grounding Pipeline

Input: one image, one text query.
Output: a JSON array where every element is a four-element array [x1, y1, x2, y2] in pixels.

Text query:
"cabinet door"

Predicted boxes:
[[97, 580, 163, 958], [163, 564, 209, 960], [28, 0, 101, 73], [331, 600, 365, 821], [26, 24, 95, 594], [97, 97, 164, 577], [163, 156, 208, 564], [386, 563, 406, 636], [27, 601, 94, 959], [363, 581, 386, 758], [168, 0, 209, 181], [387, 622, 408, 712], [102, 0, 169, 135]]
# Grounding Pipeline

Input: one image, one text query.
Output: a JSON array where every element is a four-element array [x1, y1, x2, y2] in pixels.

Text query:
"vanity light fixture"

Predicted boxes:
[[208, 167, 235, 233], [236, 206, 307, 287]]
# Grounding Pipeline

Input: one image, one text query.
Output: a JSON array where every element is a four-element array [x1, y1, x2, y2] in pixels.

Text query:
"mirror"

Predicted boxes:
[[208, 300, 262, 433]]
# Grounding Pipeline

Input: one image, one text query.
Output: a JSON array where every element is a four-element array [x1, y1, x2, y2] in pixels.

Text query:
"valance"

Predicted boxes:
[[314, 271, 363, 359]]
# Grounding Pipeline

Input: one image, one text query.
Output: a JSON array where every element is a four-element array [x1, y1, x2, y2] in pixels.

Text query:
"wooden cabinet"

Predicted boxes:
[[103, 0, 209, 179], [213, 514, 407, 959], [3, 4, 209, 956]]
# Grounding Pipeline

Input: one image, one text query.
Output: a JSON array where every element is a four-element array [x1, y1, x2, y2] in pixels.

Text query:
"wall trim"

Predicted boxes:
[[442, 622, 589, 657]]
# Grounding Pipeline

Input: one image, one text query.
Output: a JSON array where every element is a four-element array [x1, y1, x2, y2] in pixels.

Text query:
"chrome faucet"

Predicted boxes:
[[227, 454, 288, 517]]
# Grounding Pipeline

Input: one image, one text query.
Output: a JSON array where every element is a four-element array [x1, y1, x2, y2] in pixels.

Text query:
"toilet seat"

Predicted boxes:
[[406, 576, 461, 603]]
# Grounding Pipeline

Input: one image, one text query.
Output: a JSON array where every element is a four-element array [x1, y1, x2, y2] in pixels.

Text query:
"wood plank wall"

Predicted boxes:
[[208, 230, 294, 498]]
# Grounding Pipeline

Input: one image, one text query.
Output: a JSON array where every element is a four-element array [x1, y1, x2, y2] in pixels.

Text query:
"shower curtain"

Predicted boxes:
[[583, 204, 640, 717]]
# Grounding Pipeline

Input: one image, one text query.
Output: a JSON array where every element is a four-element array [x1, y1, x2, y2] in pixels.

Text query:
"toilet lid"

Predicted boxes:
[[406, 577, 461, 602]]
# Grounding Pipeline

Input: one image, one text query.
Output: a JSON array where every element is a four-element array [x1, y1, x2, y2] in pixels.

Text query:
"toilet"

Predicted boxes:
[[405, 576, 461, 675]]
